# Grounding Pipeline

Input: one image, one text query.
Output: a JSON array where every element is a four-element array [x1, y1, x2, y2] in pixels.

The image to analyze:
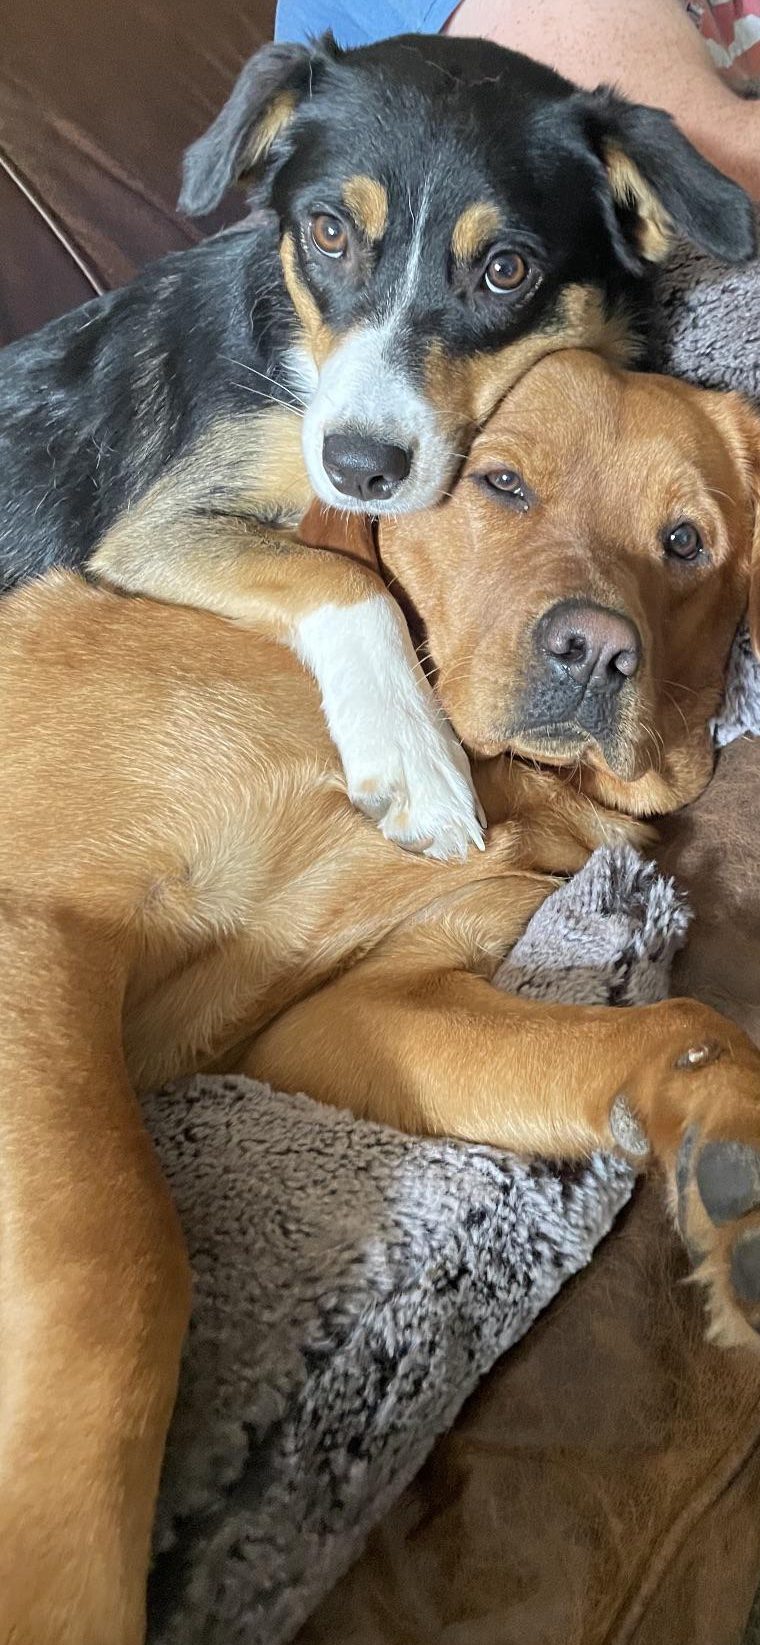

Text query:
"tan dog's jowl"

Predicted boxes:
[[3, 351, 760, 1642]]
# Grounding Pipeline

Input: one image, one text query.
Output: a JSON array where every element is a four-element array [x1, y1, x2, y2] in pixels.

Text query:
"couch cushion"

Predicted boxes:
[[0, 0, 275, 339]]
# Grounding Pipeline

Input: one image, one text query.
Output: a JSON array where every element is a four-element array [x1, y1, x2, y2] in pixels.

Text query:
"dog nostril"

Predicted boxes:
[[612, 646, 639, 680], [539, 602, 642, 693], [615, 644, 638, 677], [366, 471, 397, 501], [322, 432, 412, 503], [547, 631, 588, 669]]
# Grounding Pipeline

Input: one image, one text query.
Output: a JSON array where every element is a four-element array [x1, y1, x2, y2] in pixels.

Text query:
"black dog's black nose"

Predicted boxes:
[[322, 431, 412, 502], [540, 601, 641, 694]]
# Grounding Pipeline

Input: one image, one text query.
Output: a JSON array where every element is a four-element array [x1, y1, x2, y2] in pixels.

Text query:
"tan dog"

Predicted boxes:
[[2, 350, 760, 1644]]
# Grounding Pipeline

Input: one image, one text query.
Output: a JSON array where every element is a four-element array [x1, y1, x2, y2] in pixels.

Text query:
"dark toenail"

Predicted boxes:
[[730, 1229, 760, 1305], [697, 1141, 760, 1225], [610, 1095, 648, 1158], [675, 1040, 723, 1071]]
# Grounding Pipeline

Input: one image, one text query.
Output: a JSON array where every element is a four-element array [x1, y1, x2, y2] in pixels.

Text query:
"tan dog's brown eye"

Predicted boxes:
[[663, 521, 704, 562], [311, 214, 349, 258], [484, 251, 528, 294], [478, 468, 532, 511], [486, 469, 525, 497]]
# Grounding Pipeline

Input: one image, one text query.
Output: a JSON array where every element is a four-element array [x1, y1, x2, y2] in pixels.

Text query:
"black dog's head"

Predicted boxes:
[[180, 32, 755, 516]]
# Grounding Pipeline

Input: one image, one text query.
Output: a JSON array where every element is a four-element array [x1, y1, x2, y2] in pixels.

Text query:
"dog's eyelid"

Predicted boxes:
[[660, 518, 712, 567], [478, 237, 543, 268], [472, 470, 536, 511], [304, 205, 353, 238], [306, 200, 350, 222]]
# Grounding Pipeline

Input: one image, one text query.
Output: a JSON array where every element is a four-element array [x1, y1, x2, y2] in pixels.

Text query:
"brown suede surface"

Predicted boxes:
[[2, 0, 760, 1634], [297, 1182, 760, 1645], [660, 738, 760, 1046], [1, 0, 272, 337]]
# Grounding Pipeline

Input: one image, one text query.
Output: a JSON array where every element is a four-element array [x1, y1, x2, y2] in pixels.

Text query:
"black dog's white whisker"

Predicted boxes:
[[232, 383, 305, 418], [223, 357, 309, 410]]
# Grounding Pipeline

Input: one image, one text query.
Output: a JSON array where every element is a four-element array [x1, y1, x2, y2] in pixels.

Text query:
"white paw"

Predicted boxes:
[[296, 595, 485, 863], [350, 711, 485, 862]]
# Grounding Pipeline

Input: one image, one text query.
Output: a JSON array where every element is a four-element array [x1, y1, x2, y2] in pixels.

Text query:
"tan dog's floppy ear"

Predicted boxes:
[[573, 88, 756, 267], [715, 391, 760, 658], [735, 397, 760, 659], [179, 35, 340, 218]]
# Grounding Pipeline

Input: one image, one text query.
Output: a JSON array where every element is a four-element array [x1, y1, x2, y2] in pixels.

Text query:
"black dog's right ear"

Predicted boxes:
[[574, 87, 757, 267], [179, 36, 338, 217]]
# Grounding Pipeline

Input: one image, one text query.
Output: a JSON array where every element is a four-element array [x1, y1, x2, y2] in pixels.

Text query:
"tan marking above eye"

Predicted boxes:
[[342, 175, 389, 241], [451, 201, 503, 263]]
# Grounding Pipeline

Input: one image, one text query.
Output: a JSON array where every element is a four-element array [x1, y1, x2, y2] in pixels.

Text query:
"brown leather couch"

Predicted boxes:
[[4, 4, 760, 1640]]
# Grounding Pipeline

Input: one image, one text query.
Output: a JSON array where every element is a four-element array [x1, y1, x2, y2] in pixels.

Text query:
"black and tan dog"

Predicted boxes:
[[0, 33, 754, 862], [2, 352, 760, 1643]]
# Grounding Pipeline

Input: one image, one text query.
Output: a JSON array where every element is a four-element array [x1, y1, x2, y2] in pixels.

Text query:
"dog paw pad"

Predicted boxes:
[[696, 1140, 760, 1225], [730, 1229, 760, 1307]]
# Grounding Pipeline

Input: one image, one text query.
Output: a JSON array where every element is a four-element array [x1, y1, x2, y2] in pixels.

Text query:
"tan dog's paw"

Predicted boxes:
[[675, 1123, 760, 1350]]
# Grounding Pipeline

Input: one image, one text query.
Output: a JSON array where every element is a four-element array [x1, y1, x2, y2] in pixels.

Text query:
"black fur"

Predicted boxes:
[[0, 31, 754, 590], [0, 223, 300, 584]]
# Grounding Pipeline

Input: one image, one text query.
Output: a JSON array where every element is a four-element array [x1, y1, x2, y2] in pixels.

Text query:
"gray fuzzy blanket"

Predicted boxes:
[[147, 853, 680, 1645], [145, 226, 760, 1645]]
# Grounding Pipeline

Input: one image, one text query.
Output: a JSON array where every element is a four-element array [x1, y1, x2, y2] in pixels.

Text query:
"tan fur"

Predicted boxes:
[[94, 285, 633, 655], [243, 89, 298, 170], [90, 404, 380, 627], [604, 144, 674, 263], [5, 353, 760, 1637], [450, 201, 502, 263], [397, 349, 756, 814], [342, 174, 389, 241], [423, 283, 639, 441], [279, 231, 339, 367]]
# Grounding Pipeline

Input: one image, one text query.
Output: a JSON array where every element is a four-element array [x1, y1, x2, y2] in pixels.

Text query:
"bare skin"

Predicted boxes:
[[446, 0, 760, 199]]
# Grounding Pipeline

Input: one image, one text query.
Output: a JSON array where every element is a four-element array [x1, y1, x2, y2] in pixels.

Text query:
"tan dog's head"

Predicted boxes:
[[378, 350, 760, 816]]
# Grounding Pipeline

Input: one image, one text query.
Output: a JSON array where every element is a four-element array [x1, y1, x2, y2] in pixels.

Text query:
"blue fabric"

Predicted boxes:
[[274, 0, 455, 48]]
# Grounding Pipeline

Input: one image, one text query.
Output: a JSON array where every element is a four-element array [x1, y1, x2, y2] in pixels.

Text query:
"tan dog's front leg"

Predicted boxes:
[[245, 956, 760, 1351], [0, 905, 190, 1645], [90, 510, 483, 863]]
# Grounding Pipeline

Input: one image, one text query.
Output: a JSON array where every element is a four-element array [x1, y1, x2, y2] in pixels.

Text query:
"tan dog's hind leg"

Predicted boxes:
[[244, 936, 760, 1352], [0, 902, 190, 1645], [90, 502, 483, 863]]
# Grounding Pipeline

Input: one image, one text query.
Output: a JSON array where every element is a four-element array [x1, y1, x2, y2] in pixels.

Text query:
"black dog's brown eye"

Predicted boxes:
[[663, 521, 703, 562], [484, 251, 528, 294], [310, 214, 348, 258]]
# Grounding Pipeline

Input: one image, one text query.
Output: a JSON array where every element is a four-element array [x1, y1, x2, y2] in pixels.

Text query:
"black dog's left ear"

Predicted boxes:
[[575, 88, 756, 267], [179, 35, 339, 217]]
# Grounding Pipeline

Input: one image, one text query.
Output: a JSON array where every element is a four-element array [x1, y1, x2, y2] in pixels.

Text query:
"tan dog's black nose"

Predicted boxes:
[[322, 431, 411, 503], [539, 601, 641, 695]]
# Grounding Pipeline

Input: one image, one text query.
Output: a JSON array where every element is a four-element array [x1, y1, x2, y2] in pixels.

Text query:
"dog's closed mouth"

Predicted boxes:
[[504, 722, 644, 783]]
